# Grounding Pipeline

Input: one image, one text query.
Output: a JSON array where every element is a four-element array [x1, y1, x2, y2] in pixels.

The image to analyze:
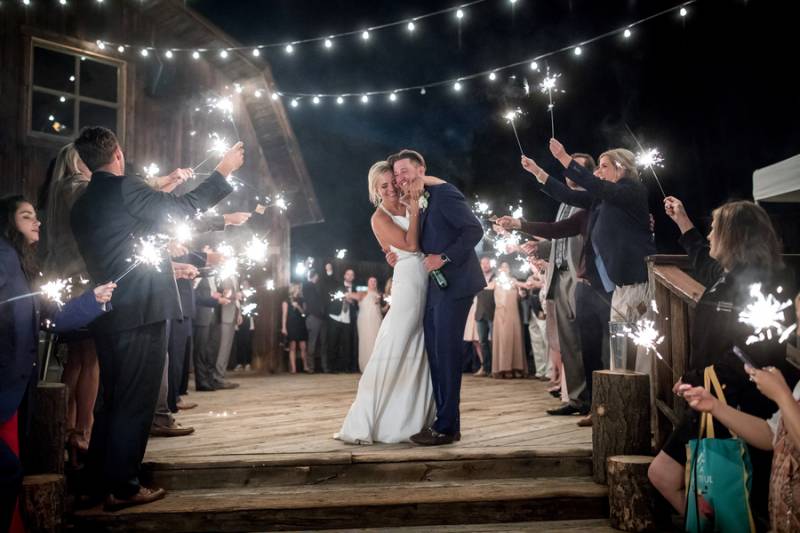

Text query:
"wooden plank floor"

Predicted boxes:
[[144, 372, 591, 463]]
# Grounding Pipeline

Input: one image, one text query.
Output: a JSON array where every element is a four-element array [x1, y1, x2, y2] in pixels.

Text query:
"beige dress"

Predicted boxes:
[[491, 283, 526, 375], [463, 296, 479, 342], [357, 290, 384, 372]]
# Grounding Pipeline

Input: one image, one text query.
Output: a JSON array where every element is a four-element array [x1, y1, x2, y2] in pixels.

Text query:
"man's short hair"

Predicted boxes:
[[387, 149, 426, 169], [571, 153, 596, 173], [74, 126, 119, 172]]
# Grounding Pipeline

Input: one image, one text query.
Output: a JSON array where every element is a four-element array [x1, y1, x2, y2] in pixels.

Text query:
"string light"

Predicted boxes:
[[117, 45, 125, 53], [488, 72, 497, 81], [680, 7, 688, 16], [361, 94, 369, 104], [291, 98, 299, 108], [219, 49, 229, 59], [361, 30, 370, 41], [271, 93, 279, 101], [529, 61, 539, 71], [254, 89, 262, 98], [96, 40, 105, 50], [285, 44, 294, 54], [389, 92, 397, 102], [407, 21, 416, 32], [140, 48, 149, 57], [192, 50, 200, 59], [573, 46, 582, 56], [312, 95, 320, 104], [165, 50, 173, 59], [623, 28, 632, 38], [453, 81, 462, 91], [324, 38, 333, 49], [252, 48, 260, 57], [336, 96, 344, 105], [456, 8, 464, 19]]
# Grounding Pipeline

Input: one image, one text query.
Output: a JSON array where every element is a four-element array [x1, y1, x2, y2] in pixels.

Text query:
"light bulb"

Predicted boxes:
[[59, 96, 66, 102], [312, 96, 320, 105], [254, 90, 262, 98], [456, 9, 464, 19], [336, 96, 344, 105], [219, 50, 229, 59], [574, 46, 582, 56], [324, 38, 333, 49], [489, 72, 497, 81], [389, 93, 397, 102], [361, 94, 369, 104], [140, 48, 149, 57], [623, 28, 632, 38], [96, 40, 105, 50], [271, 93, 279, 101], [192, 50, 200, 59], [59, 0, 66, 5], [252, 48, 260, 57], [290, 99, 299, 108], [117, 45, 125, 53], [285, 44, 294, 54], [165, 50, 173, 59], [362, 30, 370, 41], [680, 7, 687, 17], [454, 81, 462, 91], [23, 0, 31, 5], [407, 21, 416, 32], [530, 61, 538, 71]]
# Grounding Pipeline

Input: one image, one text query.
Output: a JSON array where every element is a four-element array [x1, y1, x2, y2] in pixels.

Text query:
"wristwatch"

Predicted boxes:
[[440, 254, 451, 264]]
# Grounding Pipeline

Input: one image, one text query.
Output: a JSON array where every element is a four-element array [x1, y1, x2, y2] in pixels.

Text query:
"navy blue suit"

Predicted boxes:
[[419, 183, 485, 435], [1, 237, 106, 530]]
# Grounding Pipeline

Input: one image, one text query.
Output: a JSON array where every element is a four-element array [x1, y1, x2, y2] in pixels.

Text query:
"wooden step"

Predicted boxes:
[[72, 476, 608, 532], [302, 518, 619, 532], [142, 447, 593, 490]]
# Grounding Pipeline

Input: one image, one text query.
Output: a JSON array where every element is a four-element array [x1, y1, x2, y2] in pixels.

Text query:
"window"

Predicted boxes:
[[29, 38, 125, 141]]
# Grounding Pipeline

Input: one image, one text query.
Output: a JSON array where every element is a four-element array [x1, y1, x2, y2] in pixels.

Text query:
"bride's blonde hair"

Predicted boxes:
[[368, 161, 393, 207]]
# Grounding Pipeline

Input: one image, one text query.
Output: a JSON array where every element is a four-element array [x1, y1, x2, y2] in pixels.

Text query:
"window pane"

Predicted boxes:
[[80, 59, 118, 102], [33, 46, 75, 93], [80, 101, 117, 133], [31, 91, 75, 137]]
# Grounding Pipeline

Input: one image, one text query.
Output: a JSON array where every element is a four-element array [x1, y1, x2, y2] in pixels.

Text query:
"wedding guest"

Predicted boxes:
[[489, 263, 526, 378], [302, 269, 326, 373], [212, 275, 241, 388], [282, 284, 310, 373], [326, 269, 358, 373], [233, 279, 255, 372], [473, 256, 496, 376], [463, 296, 484, 372], [0, 195, 114, 532], [647, 198, 795, 527], [38, 143, 98, 465], [382, 277, 393, 315], [525, 268, 550, 380], [680, 363, 800, 533], [355, 277, 383, 372], [70, 126, 238, 510], [193, 275, 229, 391]]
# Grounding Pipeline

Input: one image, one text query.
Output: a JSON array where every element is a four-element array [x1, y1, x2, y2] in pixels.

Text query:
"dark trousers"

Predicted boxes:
[[192, 323, 218, 390], [89, 322, 166, 498], [234, 327, 253, 366], [424, 296, 473, 436], [168, 317, 192, 409], [575, 282, 612, 404], [0, 413, 22, 533], [327, 319, 352, 373], [305, 315, 325, 372], [475, 318, 492, 373]]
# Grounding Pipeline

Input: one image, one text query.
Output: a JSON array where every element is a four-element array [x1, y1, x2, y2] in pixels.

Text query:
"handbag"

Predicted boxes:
[[685, 365, 756, 533]]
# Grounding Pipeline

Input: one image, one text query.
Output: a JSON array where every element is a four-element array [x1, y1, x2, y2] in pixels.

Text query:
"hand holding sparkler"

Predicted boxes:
[[520, 156, 548, 184], [495, 216, 522, 232], [548, 138, 572, 168], [223, 212, 251, 226], [745, 365, 794, 405], [521, 240, 540, 257], [215, 141, 245, 177], [92, 282, 116, 304], [664, 196, 695, 234], [156, 168, 194, 193]]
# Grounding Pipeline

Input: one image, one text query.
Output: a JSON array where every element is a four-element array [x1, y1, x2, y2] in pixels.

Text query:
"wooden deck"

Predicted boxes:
[[144, 372, 591, 463]]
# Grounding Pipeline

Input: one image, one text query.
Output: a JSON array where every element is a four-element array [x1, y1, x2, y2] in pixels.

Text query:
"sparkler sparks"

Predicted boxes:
[[335, 249, 347, 259], [493, 232, 521, 256], [739, 283, 797, 345], [496, 271, 514, 290], [39, 278, 73, 307], [624, 318, 666, 358], [331, 290, 346, 302], [539, 67, 562, 137], [173, 222, 194, 244], [143, 163, 160, 179], [113, 234, 169, 283], [265, 279, 275, 291], [503, 108, 525, 155], [242, 235, 269, 266], [625, 124, 667, 198]]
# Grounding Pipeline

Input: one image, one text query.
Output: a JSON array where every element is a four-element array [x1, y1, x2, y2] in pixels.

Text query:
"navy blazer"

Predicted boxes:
[[0, 238, 107, 423], [543, 161, 655, 286], [71, 170, 232, 333], [419, 183, 485, 306]]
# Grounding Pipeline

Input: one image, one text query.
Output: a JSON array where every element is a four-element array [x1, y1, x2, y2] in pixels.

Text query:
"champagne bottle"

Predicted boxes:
[[430, 269, 448, 289]]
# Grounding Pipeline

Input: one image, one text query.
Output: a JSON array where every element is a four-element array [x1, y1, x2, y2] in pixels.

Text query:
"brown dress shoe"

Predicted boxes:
[[410, 428, 457, 446], [104, 486, 166, 512], [176, 400, 198, 410], [577, 414, 593, 427], [150, 423, 195, 437]]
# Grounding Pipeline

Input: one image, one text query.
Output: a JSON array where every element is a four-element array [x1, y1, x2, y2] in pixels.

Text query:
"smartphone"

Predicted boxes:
[[732, 346, 759, 369]]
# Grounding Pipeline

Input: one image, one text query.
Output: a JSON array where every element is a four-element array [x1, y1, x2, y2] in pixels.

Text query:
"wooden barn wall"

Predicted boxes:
[[0, 2, 290, 371]]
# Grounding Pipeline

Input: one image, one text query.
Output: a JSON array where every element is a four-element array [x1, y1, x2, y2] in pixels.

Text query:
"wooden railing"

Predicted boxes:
[[646, 255, 706, 449]]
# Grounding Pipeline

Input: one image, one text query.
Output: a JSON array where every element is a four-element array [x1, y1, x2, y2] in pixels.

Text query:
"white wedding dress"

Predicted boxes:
[[334, 209, 435, 444]]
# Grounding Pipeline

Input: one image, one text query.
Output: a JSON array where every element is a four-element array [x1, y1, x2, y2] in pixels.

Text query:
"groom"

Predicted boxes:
[[388, 150, 485, 445]]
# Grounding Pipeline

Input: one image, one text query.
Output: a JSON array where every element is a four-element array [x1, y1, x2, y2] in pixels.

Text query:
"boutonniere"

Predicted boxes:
[[419, 191, 430, 212]]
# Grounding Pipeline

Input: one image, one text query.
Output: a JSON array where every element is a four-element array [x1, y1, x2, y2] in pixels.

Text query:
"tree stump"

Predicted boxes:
[[21, 474, 65, 533], [24, 383, 67, 475], [592, 370, 650, 484], [608, 455, 658, 532]]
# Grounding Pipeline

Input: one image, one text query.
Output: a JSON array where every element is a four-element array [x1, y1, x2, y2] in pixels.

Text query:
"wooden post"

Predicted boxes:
[[24, 383, 67, 475], [607, 455, 658, 532], [592, 370, 650, 484], [20, 474, 65, 533]]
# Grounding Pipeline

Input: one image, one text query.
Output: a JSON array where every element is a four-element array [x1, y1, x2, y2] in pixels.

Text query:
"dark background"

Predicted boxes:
[[191, 0, 800, 268]]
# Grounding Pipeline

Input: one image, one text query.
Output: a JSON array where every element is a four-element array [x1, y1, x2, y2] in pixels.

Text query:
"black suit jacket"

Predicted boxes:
[[325, 283, 358, 324], [71, 170, 232, 333]]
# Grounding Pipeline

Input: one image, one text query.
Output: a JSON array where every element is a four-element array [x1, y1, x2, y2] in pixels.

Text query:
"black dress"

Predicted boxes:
[[286, 298, 308, 342]]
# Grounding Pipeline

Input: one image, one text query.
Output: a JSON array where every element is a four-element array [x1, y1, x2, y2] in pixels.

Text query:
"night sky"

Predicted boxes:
[[191, 0, 800, 267]]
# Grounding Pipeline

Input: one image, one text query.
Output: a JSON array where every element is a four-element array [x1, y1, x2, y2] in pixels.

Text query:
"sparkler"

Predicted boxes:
[[209, 96, 239, 140], [496, 271, 514, 290], [242, 235, 269, 266], [192, 133, 230, 172], [493, 232, 522, 257], [539, 66, 562, 138], [510, 202, 524, 219], [335, 249, 347, 260], [625, 124, 667, 198], [503, 108, 525, 156], [331, 290, 346, 302], [265, 279, 275, 291], [739, 283, 797, 345], [1, 277, 73, 306], [114, 234, 169, 283], [143, 163, 160, 180]]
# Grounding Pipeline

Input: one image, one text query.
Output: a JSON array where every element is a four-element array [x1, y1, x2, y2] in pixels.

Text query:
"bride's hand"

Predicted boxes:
[[400, 185, 421, 208]]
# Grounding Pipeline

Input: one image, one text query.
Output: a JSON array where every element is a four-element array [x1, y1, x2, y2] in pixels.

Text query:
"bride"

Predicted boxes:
[[334, 161, 440, 444]]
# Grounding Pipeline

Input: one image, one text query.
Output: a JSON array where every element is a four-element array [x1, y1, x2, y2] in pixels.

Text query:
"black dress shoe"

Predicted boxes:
[[546, 403, 590, 416], [195, 385, 216, 392], [548, 388, 561, 398], [410, 428, 457, 446], [216, 381, 240, 389]]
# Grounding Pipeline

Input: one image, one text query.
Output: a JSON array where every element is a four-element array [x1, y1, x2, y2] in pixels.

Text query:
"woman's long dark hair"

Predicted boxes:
[[0, 195, 39, 280]]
